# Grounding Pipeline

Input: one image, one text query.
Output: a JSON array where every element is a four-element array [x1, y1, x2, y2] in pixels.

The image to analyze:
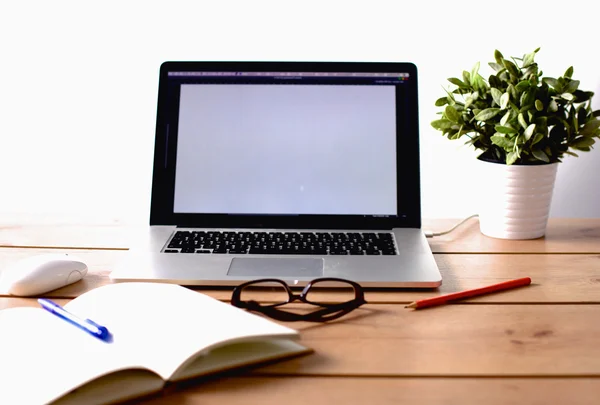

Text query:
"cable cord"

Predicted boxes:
[[424, 214, 479, 238]]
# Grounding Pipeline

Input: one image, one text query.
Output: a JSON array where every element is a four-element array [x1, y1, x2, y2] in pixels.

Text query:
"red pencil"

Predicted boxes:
[[405, 277, 532, 309]]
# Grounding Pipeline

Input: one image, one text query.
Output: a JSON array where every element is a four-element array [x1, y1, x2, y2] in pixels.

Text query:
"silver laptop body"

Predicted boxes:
[[111, 61, 442, 288]]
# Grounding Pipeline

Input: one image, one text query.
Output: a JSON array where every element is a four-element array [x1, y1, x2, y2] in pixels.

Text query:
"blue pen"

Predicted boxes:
[[38, 298, 112, 342]]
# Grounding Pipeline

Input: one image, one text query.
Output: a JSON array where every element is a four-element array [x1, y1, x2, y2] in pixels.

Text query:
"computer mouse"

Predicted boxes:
[[0, 253, 88, 296]]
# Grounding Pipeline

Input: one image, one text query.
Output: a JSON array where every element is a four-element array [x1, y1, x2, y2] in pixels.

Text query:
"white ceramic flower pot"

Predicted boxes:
[[476, 159, 559, 240]]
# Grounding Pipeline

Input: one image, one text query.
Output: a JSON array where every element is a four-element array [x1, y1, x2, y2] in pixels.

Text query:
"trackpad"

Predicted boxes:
[[228, 257, 324, 278]]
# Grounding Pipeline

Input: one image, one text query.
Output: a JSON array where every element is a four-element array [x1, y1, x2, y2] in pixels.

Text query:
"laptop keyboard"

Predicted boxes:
[[164, 230, 397, 255]]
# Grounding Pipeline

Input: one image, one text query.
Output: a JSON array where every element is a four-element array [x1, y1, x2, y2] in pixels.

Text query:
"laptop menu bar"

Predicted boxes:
[[168, 71, 410, 78]]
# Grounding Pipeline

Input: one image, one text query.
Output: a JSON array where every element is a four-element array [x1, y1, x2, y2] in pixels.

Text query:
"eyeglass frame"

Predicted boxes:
[[231, 277, 367, 322]]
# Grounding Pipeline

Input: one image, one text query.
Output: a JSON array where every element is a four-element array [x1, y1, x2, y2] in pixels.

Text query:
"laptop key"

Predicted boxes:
[[228, 248, 249, 254], [212, 245, 228, 254]]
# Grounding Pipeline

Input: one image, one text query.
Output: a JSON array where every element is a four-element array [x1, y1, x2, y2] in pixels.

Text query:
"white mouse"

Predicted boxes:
[[0, 253, 88, 296]]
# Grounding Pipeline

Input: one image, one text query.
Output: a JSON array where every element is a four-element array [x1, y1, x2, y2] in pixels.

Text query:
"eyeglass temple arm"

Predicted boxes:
[[243, 301, 352, 322], [275, 299, 365, 322]]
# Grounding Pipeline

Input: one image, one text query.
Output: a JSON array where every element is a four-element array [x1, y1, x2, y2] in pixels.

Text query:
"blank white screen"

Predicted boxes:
[[173, 84, 397, 215]]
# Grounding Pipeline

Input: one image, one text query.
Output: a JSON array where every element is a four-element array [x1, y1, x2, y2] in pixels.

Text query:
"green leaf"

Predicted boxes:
[[495, 125, 519, 134], [535, 99, 544, 111], [473, 74, 488, 92], [524, 123, 536, 141], [489, 62, 504, 72], [465, 93, 474, 108], [448, 77, 467, 87], [544, 77, 561, 91], [500, 92, 510, 110], [431, 119, 454, 131], [580, 119, 600, 136], [518, 112, 528, 129], [444, 105, 461, 123], [520, 90, 535, 107], [435, 97, 448, 107], [489, 74, 502, 88], [571, 107, 579, 130], [532, 150, 550, 163], [564, 150, 579, 157], [522, 65, 538, 79], [462, 70, 471, 85], [500, 110, 511, 126], [532, 133, 544, 145], [548, 99, 558, 112], [564, 80, 580, 94], [564, 66, 574, 79], [508, 84, 518, 100], [474, 108, 501, 121], [523, 50, 536, 67], [506, 151, 519, 165], [503, 59, 520, 77], [494, 50, 504, 64], [515, 80, 531, 92], [490, 88, 503, 106], [534, 116, 548, 128], [574, 146, 591, 152], [470, 62, 480, 86], [572, 137, 596, 148], [516, 134, 525, 146], [573, 90, 593, 102], [491, 134, 515, 150], [561, 93, 574, 101]]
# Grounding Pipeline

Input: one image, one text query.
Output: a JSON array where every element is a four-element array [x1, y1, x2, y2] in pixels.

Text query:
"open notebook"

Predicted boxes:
[[0, 282, 311, 404]]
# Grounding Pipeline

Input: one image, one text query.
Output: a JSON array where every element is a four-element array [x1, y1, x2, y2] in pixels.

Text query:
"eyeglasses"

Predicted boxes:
[[231, 277, 366, 322]]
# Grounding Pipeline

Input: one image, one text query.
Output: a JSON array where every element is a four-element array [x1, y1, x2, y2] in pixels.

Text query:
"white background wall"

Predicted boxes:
[[1, 0, 599, 225]]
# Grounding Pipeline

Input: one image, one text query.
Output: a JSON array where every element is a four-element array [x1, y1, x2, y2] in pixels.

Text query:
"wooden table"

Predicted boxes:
[[1, 218, 599, 404]]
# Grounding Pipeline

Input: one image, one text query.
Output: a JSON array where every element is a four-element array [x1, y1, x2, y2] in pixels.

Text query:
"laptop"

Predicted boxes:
[[110, 61, 442, 288]]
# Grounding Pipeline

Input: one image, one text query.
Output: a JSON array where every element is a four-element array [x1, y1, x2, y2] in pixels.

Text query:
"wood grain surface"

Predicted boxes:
[[135, 376, 600, 405], [1, 218, 598, 404]]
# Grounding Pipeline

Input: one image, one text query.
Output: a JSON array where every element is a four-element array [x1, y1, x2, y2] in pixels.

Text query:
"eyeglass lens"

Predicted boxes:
[[237, 280, 291, 307], [303, 279, 360, 306]]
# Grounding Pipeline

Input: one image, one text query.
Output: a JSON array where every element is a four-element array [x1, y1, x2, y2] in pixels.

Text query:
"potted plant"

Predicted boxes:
[[431, 48, 600, 239]]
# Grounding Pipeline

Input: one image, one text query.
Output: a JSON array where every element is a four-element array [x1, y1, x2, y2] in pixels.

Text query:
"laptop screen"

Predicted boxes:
[[150, 62, 421, 229]]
